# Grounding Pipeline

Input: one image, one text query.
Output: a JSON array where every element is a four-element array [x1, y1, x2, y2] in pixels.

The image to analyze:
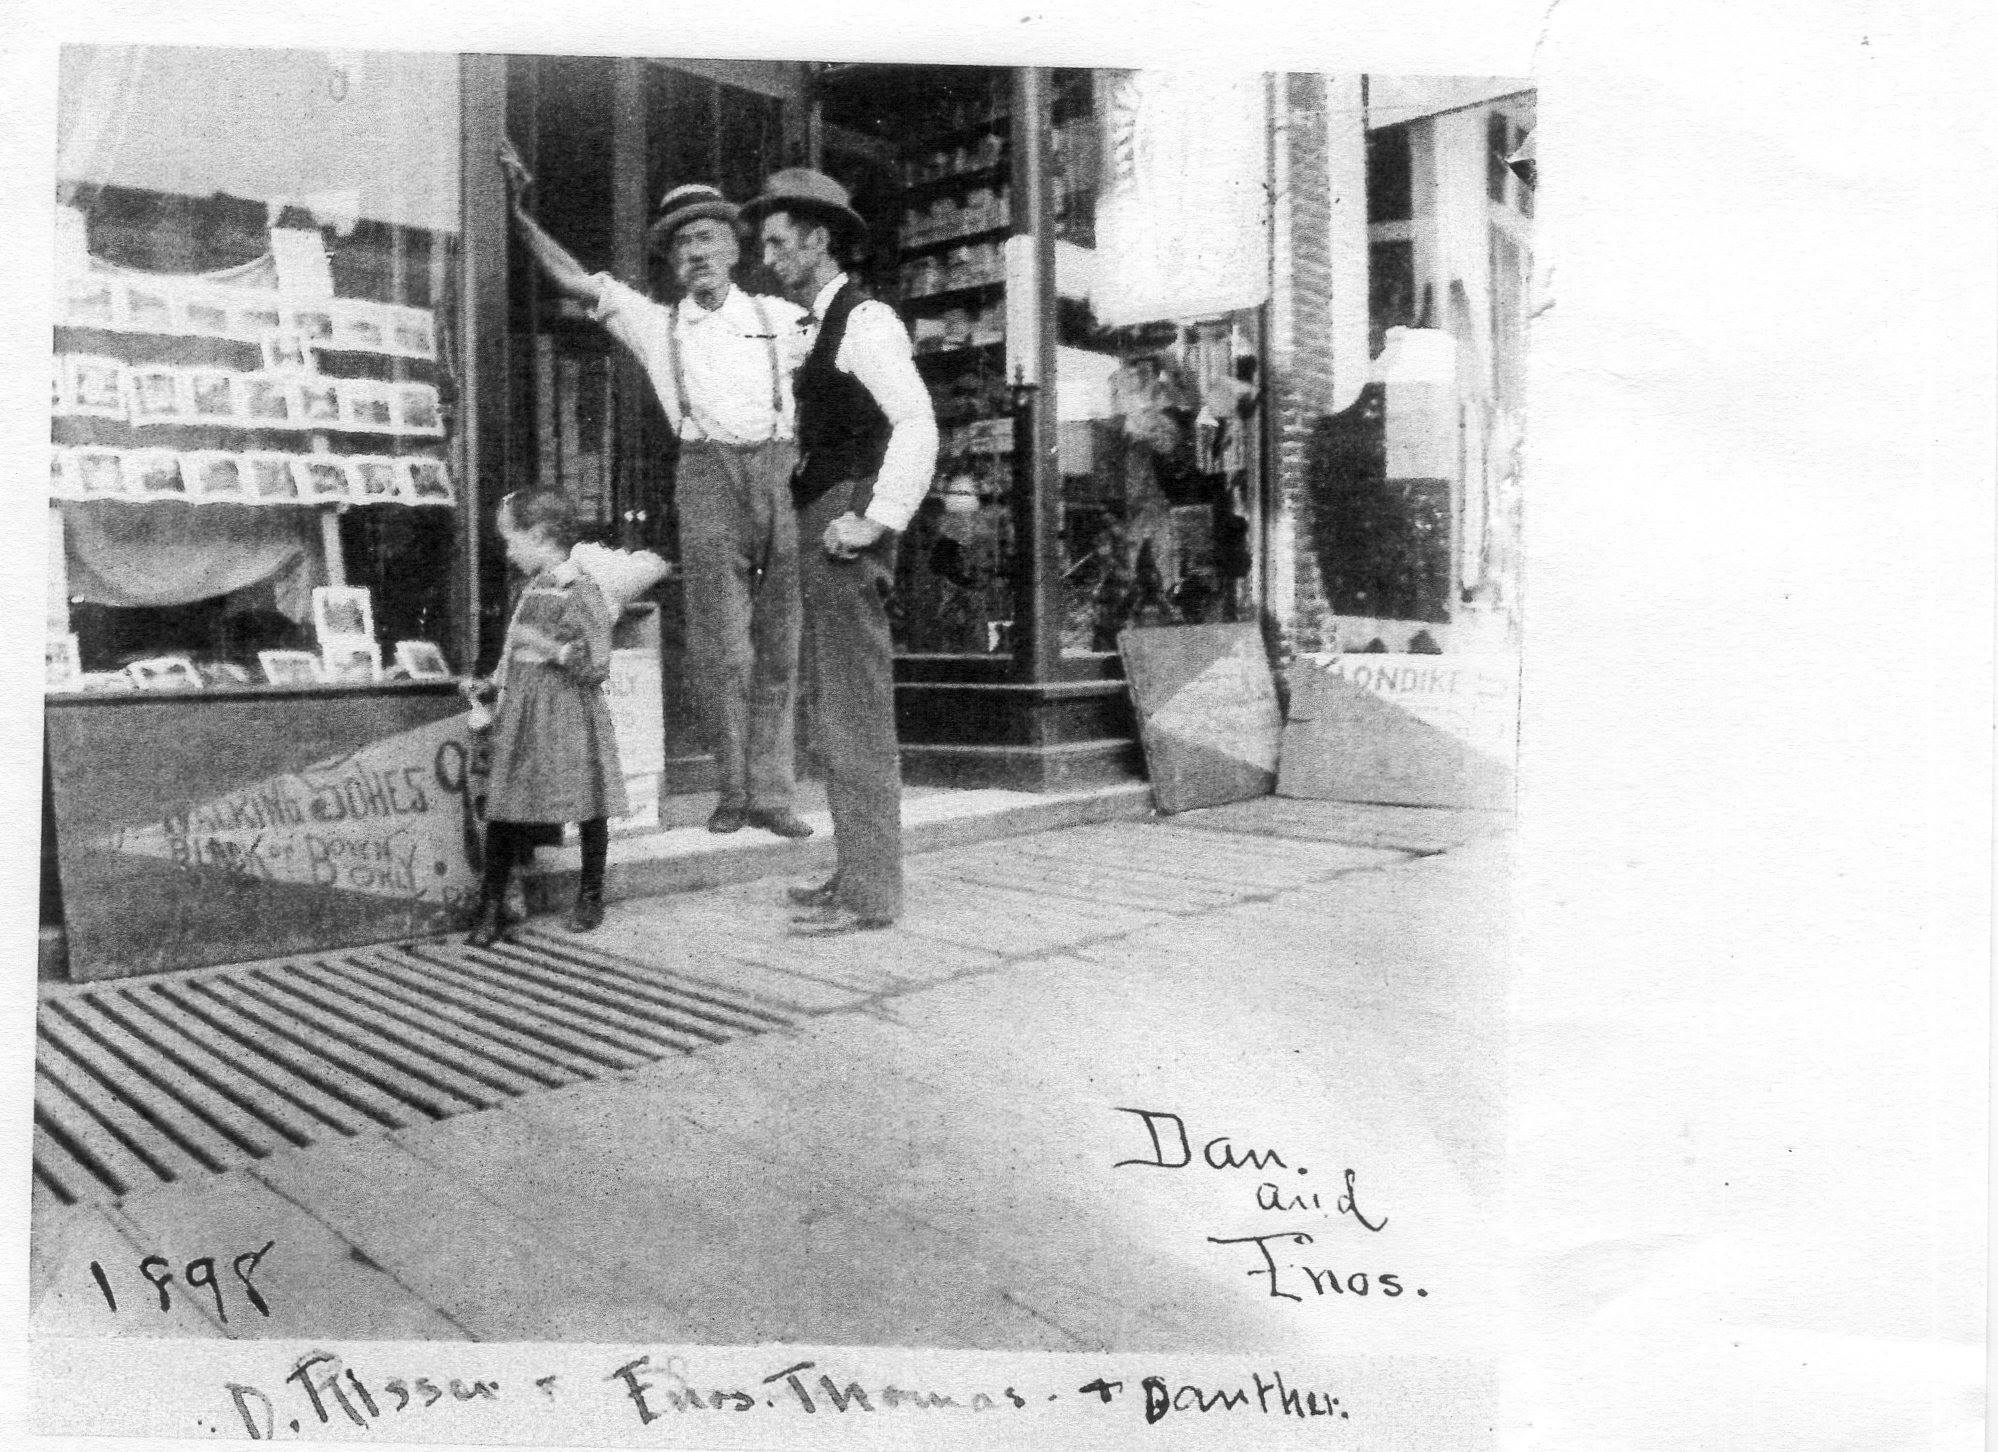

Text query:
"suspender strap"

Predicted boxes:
[[748, 294, 782, 417], [664, 293, 785, 445], [663, 298, 701, 441]]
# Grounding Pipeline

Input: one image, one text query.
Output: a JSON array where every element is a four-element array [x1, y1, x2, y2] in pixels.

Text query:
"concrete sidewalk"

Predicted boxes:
[[31, 796, 1512, 1355]]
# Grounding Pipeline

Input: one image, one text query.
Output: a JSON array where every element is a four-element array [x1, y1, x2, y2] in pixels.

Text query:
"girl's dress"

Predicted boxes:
[[485, 567, 629, 825]]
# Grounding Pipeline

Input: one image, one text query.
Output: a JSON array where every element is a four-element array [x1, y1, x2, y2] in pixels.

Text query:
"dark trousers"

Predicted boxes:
[[677, 439, 801, 812], [482, 818, 607, 903], [796, 483, 903, 921]]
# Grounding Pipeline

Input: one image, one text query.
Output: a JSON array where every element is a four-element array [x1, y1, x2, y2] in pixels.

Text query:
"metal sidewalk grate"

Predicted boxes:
[[32, 930, 796, 1210]]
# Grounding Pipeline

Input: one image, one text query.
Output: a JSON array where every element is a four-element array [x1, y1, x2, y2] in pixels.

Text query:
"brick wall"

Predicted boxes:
[[1266, 73, 1338, 662]]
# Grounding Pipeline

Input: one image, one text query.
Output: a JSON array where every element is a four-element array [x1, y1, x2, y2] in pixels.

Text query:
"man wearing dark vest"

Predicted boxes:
[[499, 142, 815, 841], [742, 169, 938, 934]]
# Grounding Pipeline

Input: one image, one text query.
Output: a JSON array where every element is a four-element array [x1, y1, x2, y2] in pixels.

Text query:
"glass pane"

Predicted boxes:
[[1366, 125, 1413, 223], [51, 45, 462, 692], [1049, 69, 1262, 656], [819, 63, 1018, 656]]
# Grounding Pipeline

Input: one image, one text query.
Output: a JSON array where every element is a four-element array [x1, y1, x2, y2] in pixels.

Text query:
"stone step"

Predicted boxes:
[[521, 779, 1154, 911]]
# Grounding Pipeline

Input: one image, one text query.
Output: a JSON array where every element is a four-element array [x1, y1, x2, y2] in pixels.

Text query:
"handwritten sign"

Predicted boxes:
[[46, 687, 477, 980], [1279, 653, 1518, 810]]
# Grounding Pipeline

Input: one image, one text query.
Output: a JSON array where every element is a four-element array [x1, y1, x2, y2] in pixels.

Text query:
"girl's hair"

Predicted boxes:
[[499, 489, 581, 550]]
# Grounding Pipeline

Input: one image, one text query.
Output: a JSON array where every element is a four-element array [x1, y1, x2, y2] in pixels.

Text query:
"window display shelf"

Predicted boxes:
[[898, 221, 1012, 257], [915, 339, 1006, 369], [903, 112, 1012, 153], [898, 161, 1010, 204], [898, 279, 1005, 312]]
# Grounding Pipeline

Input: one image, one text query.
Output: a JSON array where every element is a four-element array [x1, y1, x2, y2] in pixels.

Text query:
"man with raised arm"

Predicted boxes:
[[740, 169, 939, 934], [499, 140, 814, 841]]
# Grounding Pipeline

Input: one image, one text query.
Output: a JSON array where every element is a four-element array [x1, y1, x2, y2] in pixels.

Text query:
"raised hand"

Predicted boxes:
[[497, 137, 534, 209]]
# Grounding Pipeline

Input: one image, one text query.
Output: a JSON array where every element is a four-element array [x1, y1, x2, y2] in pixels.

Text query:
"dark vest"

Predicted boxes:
[[791, 279, 894, 510]]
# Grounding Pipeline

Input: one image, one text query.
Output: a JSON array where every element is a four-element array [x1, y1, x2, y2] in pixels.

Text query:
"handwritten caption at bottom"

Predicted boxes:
[[221, 1351, 1353, 1437], [1114, 1106, 1430, 1304]]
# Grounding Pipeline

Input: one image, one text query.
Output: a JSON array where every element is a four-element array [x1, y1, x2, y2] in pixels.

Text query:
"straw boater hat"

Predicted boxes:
[[647, 183, 740, 252], [738, 168, 867, 246]]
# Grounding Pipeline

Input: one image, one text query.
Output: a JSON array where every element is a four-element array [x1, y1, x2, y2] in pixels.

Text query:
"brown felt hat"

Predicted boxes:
[[738, 168, 867, 245]]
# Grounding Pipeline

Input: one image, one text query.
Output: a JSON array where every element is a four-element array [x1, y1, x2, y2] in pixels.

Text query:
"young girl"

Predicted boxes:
[[465, 489, 627, 945]]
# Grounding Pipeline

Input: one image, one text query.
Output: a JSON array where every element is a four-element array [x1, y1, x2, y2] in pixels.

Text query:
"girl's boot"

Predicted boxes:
[[565, 884, 604, 933], [467, 890, 508, 948], [566, 818, 608, 932]]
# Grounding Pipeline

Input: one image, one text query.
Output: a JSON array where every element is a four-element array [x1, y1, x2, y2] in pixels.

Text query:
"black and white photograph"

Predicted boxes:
[[256, 649, 325, 687], [398, 454, 455, 503], [296, 377, 341, 424], [395, 638, 454, 681], [7, 5, 1991, 1451], [122, 653, 205, 691], [28, 41, 1528, 1427], [261, 331, 310, 373], [121, 281, 176, 333], [61, 355, 125, 417], [332, 299, 389, 352], [126, 365, 183, 421], [68, 447, 127, 498], [242, 450, 299, 500], [293, 455, 351, 500], [345, 455, 399, 500], [178, 289, 237, 338], [43, 635, 80, 692], [59, 273, 120, 328], [184, 366, 239, 420], [124, 446, 184, 494], [310, 583, 376, 642], [179, 450, 247, 501], [319, 636, 384, 684], [339, 379, 395, 431], [238, 375, 292, 423]]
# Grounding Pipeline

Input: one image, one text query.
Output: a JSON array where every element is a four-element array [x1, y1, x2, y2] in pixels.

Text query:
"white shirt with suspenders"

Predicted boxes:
[[588, 276, 809, 446]]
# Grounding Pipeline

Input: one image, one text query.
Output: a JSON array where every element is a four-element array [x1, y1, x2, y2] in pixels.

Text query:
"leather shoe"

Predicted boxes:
[[708, 805, 746, 834], [788, 905, 893, 937], [745, 807, 813, 839], [786, 877, 839, 908]]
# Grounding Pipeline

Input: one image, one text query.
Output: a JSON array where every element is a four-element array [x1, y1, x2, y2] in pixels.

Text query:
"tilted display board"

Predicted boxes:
[[1278, 653, 1518, 811], [1118, 622, 1282, 813], [46, 685, 478, 980]]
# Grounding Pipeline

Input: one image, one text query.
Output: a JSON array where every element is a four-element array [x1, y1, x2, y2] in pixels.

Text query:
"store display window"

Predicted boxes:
[[818, 65, 1019, 657], [1049, 69, 1268, 656], [50, 46, 462, 693]]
